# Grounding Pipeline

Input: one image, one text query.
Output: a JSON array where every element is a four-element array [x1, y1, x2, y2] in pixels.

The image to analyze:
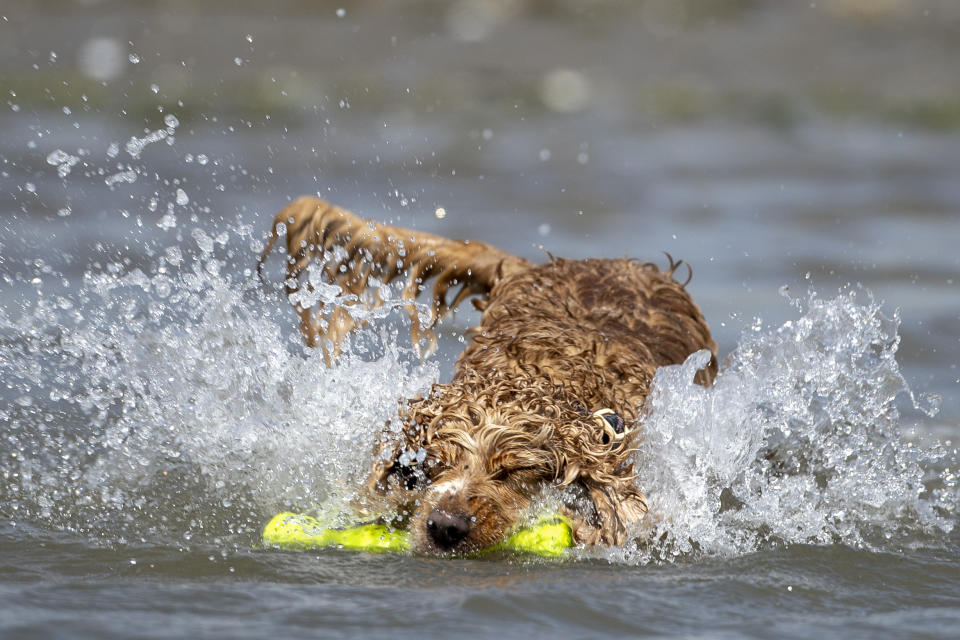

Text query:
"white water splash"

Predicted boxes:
[[0, 238, 436, 543], [626, 288, 956, 562], [0, 237, 955, 558]]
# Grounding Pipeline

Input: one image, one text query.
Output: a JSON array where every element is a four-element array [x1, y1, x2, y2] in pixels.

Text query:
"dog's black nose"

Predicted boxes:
[[426, 509, 470, 549]]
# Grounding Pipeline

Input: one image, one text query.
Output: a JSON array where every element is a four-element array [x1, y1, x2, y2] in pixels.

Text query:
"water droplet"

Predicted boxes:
[[336, 8, 346, 17], [434, 207, 447, 219], [104, 169, 137, 186], [46, 149, 80, 177], [191, 228, 214, 253], [156, 213, 177, 230], [164, 113, 180, 129], [77, 37, 125, 81], [46, 149, 69, 165], [128, 53, 140, 64], [539, 68, 591, 113], [175, 188, 189, 206], [164, 246, 183, 266]]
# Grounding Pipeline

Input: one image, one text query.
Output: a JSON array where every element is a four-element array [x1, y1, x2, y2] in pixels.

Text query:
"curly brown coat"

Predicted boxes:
[[260, 196, 717, 553]]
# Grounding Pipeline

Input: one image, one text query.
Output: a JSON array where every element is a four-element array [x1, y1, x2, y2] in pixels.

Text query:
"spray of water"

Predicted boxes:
[[1, 229, 956, 559], [623, 287, 957, 563], [0, 237, 437, 546]]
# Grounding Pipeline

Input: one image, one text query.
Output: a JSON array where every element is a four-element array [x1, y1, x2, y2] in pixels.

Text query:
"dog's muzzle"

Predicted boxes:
[[592, 408, 629, 446], [426, 509, 471, 549]]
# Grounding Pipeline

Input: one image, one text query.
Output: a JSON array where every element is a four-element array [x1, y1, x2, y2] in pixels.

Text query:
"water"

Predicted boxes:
[[2, 2, 960, 638]]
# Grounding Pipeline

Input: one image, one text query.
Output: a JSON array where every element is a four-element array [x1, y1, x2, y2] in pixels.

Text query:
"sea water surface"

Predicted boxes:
[[2, 2, 959, 639]]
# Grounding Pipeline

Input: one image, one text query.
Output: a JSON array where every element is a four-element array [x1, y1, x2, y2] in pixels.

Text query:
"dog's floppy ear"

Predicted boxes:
[[365, 439, 400, 495], [582, 479, 648, 546], [557, 452, 648, 546], [365, 414, 434, 496]]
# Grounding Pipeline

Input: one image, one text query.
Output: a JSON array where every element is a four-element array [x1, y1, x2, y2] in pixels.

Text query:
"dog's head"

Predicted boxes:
[[364, 373, 647, 553]]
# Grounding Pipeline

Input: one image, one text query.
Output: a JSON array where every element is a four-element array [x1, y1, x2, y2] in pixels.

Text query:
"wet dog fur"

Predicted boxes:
[[259, 196, 717, 553]]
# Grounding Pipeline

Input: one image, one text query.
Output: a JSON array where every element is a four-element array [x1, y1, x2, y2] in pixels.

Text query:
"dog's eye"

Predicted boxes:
[[491, 466, 536, 482], [491, 468, 511, 482]]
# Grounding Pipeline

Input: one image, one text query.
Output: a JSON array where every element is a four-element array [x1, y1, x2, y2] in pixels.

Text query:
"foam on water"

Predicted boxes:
[[1, 236, 956, 559]]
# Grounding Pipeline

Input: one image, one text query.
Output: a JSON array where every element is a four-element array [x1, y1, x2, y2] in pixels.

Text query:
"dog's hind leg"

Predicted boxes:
[[258, 196, 530, 356]]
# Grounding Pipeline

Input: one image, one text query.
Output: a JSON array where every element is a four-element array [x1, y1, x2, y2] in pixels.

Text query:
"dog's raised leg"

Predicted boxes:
[[258, 196, 531, 358]]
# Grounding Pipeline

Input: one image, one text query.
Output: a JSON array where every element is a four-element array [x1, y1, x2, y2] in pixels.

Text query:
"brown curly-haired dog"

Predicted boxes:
[[259, 196, 717, 553]]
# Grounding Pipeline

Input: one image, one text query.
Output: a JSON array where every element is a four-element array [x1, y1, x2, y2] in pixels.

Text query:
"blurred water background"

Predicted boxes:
[[1, 1, 958, 638]]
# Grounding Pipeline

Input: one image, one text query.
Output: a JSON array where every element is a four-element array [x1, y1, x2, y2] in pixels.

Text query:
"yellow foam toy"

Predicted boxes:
[[263, 511, 573, 558]]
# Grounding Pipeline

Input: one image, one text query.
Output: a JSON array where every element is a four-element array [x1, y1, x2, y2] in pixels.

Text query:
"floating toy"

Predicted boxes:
[[263, 511, 573, 557]]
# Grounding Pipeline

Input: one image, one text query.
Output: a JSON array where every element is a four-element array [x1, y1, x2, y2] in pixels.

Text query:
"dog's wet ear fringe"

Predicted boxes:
[[662, 251, 694, 288]]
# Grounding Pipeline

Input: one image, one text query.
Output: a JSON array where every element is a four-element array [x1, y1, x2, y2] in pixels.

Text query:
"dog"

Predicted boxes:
[[259, 196, 717, 553]]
